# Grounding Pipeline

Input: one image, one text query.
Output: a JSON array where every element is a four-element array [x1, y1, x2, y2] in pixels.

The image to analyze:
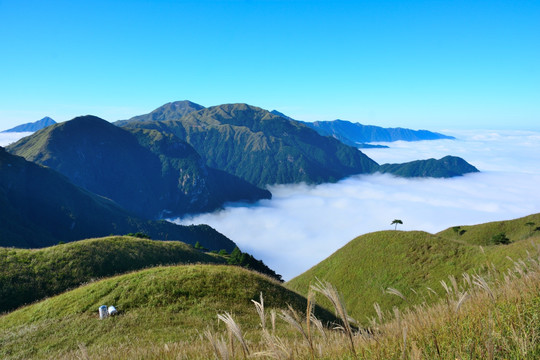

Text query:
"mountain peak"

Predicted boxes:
[[69, 114, 109, 124], [167, 100, 205, 109], [1, 116, 56, 133], [270, 110, 295, 121], [117, 100, 205, 124], [51, 115, 120, 137]]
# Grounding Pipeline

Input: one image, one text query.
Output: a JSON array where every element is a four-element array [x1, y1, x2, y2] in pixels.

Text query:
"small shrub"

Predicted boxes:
[[126, 232, 151, 239], [194, 241, 207, 251], [490, 232, 510, 245]]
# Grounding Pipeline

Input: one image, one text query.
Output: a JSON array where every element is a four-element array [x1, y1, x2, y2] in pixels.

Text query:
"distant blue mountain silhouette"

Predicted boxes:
[[2, 117, 56, 132]]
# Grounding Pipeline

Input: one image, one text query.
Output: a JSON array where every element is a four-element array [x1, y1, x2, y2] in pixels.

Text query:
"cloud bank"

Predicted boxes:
[[175, 130, 540, 280], [0, 132, 32, 147]]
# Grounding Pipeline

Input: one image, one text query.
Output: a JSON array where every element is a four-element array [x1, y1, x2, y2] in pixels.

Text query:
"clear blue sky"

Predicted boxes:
[[1, 0, 539, 130]]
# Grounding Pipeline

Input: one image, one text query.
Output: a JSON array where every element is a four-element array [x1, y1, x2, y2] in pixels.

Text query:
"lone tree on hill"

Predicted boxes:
[[391, 219, 403, 230]]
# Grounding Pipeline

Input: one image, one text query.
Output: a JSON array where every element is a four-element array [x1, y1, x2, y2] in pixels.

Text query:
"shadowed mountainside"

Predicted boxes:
[[0, 146, 235, 251], [7, 115, 270, 219]]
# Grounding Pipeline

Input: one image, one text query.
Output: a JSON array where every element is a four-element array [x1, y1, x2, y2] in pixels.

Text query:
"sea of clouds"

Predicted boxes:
[[4, 129, 540, 281], [0, 132, 33, 147], [175, 129, 540, 280]]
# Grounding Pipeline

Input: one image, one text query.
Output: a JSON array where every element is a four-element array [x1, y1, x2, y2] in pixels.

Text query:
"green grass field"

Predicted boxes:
[[0, 264, 333, 359], [0, 236, 226, 313]]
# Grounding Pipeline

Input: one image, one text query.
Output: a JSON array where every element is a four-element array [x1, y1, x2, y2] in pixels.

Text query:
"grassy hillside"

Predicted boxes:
[[2, 216, 540, 359], [437, 212, 540, 245], [287, 213, 540, 323], [0, 265, 333, 359], [0, 236, 226, 313], [2, 248, 538, 359], [196, 245, 540, 360]]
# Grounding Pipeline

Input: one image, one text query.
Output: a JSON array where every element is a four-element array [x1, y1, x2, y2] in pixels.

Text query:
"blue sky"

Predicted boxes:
[[1, 0, 539, 130]]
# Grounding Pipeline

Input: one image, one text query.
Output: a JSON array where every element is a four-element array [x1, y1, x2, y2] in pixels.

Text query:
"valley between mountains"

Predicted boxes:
[[2, 101, 537, 359]]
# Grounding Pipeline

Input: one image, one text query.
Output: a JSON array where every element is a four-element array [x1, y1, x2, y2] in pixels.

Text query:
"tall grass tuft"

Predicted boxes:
[[279, 304, 315, 359], [311, 278, 356, 357], [217, 312, 250, 359], [255, 330, 293, 359], [386, 287, 406, 300], [251, 292, 266, 330], [205, 328, 230, 360], [76, 343, 89, 360]]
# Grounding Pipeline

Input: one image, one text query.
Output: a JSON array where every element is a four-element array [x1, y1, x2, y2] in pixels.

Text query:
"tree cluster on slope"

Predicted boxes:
[[227, 247, 283, 282]]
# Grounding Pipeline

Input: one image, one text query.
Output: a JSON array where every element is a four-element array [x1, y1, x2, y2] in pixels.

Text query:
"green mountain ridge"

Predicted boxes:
[[0, 146, 235, 251], [7, 115, 270, 219], [121, 102, 478, 185], [122, 103, 381, 187]]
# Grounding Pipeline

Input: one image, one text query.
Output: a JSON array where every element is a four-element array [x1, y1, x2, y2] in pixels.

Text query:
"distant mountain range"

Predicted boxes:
[[120, 101, 476, 186], [268, 110, 454, 146], [303, 119, 455, 146], [1, 116, 56, 133], [7, 115, 270, 219], [0, 146, 235, 251], [121, 103, 380, 187]]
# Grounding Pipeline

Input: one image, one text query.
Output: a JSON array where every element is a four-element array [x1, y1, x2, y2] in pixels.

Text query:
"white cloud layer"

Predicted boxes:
[[0, 132, 33, 147], [174, 129, 540, 281]]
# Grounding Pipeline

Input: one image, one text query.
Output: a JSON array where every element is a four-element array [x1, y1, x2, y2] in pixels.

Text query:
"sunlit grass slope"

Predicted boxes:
[[0, 265, 331, 360], [436, 212, 540, 245], [0, 236, 225, 313], [287, 213, 540, 323]]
